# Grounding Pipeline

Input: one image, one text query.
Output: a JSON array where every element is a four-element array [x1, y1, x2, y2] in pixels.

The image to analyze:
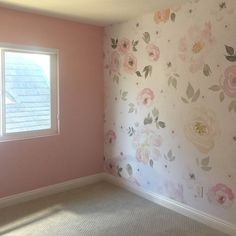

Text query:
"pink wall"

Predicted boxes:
[[0, 7, 104, 198]]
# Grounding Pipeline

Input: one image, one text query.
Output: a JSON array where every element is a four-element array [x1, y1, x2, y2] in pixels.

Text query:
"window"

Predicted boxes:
[[0, 43, 59, 141]]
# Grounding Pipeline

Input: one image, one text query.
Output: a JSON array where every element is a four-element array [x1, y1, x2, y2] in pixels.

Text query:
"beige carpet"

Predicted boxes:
[[0, 182, 228, 236]]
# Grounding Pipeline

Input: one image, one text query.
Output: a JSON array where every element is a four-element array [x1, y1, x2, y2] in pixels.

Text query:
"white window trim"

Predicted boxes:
[[0, 43, 60, 142]]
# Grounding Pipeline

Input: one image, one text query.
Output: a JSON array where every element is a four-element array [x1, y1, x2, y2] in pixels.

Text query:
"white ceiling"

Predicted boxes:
[[0, 0, 188, 26]]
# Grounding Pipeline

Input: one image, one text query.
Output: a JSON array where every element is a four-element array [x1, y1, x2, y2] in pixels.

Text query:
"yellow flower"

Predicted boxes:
[[192, 41, 205, 54], [184, 107, 218, 154], [193, 122, 209, 136]]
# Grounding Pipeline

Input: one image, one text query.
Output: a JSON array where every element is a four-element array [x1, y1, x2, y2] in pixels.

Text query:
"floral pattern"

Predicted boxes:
[[118, 38, 131, 54], [184, 107, 218, 154], [154, 9, 170, 24], [146, 43, 160, 61], [110, 51, 121, 73], [123, 53, 137, 74], [133, 127, 162, 164], [208, 184, 235, 208], [137, 88, 155, 107], [223, 65, 236, 97], [104, 0, 236, 225], [178, 22, 215, 73], [104, 130, 116, 144]]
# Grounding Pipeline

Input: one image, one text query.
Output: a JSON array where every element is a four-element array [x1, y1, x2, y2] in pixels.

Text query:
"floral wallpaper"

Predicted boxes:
[[104, 0, 236, 224]]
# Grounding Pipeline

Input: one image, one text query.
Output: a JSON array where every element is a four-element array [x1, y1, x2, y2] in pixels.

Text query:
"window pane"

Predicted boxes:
[[4, 52, 51, 133]]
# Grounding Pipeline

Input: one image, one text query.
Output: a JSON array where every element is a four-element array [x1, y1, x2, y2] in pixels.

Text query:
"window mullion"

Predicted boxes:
[[0, 49, 3, 136], [1, 50, 6, 136]]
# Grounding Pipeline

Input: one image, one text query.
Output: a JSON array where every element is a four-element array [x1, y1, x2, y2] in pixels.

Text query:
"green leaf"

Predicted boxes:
[[122, 91, 128, 96], [172, 78, 177, 88], [113, 75, 119, 84], [225, 45, 234, 56], [111, 38, 118, 49], [152, 107, 159, 117], [158, 121, 166, 128], [228, 100, 236, 112], [191, 89, 200, 102], [144, 113, 153, 125], [219, 91, 225, 102], [165, 150, 175, 161], [201, 156, 210, 166], [118, 167, 123, 177], [209, 85, 221, 91], [167, 150, 172, 158], [181, 97, 189, 104], [143, 65, 152, 78], [225, 55, 236, 62], [186, 83, 194, 99], [136, 71, 142, 77], [133, 40, 139, 46], [128, 103, 135, 113], [126, 164, 133, 176], [203, 64, 211, 76], [170, 12, 176, 22], [128, 108, 134, 113], [149, 159, 154, 168], [142, 32, 150, 44]]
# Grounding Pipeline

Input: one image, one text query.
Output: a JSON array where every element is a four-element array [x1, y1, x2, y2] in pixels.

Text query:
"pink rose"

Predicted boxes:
[[110, 51, 121, 73], [118, 38, 130, 54], [104, 130, 116, 144], [208, 183, 235, 208], [133, 127, 162, 164], [123, 53, 137, 74], [146, 44, 160, 61], [137, 88, 155, 107], [104, 158, 117, 175], [178, 22, 215, 73], [154, 9, 170, 24], [223, 65, 236, 97]]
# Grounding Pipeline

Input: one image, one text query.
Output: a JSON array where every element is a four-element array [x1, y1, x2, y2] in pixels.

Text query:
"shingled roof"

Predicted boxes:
[[5, 52, 51, 133]]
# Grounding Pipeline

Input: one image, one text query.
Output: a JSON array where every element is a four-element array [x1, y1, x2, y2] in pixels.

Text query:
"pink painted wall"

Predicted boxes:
[[0, 7, 104, 198]]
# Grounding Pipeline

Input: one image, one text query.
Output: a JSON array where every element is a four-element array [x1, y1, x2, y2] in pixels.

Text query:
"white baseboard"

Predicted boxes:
[[104, 173, 236, 236], [0, 173, 105, 209], [1, 172, 235, 235]]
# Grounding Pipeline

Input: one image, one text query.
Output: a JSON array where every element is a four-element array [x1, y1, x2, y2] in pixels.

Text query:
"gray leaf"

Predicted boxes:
[[209, 85, 221, 91], [126, 164, 133, 176], [186, 83, 194, 99], [225, 55, 236, 62], [225, 45, 234, 56], [167, 150, 172, 158], [201, 156, 210, 166], [152, 107, 159, 117], [229, 100, 236, 112], [219, 91, 225, 102], [170, 12, 176, 22], [158, 121, 166, 128], [203, 64, 211, 76], [172, 78, 177, 88], [181, 97, 189, 104], [142, 32, 150, 44], [191, 89, 200, 102]]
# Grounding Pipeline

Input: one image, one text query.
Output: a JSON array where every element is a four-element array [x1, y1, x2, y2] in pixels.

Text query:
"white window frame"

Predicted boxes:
[[0, 43, 59, 142]]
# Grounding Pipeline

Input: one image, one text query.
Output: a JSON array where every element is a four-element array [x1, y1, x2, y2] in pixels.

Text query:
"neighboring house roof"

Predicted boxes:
[[5, 53, 51, 133]]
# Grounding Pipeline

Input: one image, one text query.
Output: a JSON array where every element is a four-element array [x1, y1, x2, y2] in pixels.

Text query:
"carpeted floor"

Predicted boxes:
[[0, 182, 228, 236]]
